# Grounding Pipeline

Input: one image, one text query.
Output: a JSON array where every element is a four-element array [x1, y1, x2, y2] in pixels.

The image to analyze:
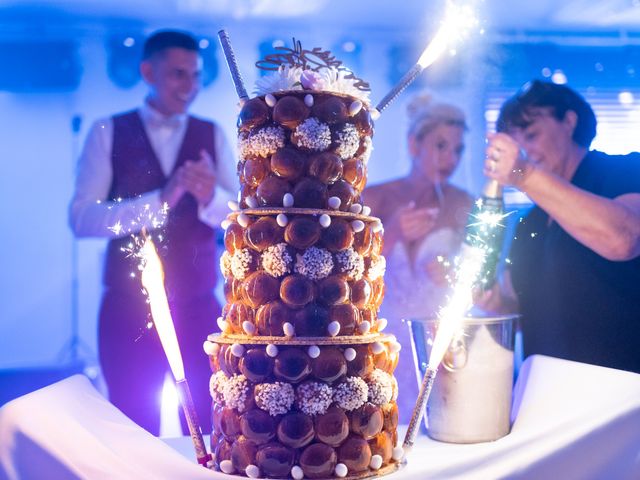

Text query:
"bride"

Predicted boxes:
[[363, 94, 473, 422]]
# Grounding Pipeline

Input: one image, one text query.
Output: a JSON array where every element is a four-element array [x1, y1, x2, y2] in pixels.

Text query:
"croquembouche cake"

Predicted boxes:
[[202, 40, 403, 479]]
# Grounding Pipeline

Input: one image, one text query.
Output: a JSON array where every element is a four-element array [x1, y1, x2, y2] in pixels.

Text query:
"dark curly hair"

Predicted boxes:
[[142, 30, 199, 60], [497, 80, 597, 148]]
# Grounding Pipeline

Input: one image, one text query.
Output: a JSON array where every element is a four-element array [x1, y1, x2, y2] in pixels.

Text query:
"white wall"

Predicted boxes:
[[0, 20, 487, 369]]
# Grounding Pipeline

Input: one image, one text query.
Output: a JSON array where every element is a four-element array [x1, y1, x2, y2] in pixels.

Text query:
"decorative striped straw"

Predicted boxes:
[[217, 29, 249, 104]]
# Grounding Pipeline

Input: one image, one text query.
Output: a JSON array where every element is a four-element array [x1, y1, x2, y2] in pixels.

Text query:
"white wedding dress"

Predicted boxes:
[[381, 227, 462, 423]]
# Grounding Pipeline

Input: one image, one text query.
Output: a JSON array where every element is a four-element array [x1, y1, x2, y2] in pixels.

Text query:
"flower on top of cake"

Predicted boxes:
[[253, 39, 371, 104]]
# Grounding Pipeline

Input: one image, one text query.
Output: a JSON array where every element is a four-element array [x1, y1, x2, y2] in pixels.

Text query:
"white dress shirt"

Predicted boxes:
[[69, 101, 237, 238]]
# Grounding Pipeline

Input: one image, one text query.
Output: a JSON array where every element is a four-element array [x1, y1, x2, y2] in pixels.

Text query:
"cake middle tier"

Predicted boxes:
[[220, 210, 386, 339]]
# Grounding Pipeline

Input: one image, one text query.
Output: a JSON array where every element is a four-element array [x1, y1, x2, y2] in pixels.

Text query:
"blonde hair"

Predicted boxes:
[[407, 94, 467, 140]]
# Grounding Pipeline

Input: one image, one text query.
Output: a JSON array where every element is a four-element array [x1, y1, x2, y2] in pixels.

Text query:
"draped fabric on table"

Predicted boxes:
[[1, 356, 640, 479]]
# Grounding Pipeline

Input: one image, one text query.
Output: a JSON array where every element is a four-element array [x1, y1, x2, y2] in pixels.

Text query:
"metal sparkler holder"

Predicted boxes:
[[409, 315, 517, 443], [175, 379, 211, 466]]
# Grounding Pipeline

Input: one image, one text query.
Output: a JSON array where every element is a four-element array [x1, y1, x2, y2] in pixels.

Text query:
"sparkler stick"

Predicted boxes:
[[373, 1, 479, 117], [402, 179, 506, 457], [141, 238, 211, 466], [218, 29, 250, 104]]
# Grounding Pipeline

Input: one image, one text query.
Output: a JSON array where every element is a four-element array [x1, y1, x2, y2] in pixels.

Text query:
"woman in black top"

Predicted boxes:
[[480, 80, 640, 373]]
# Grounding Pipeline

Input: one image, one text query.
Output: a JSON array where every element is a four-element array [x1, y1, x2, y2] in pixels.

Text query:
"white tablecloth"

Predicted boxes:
[[1, 355, 640, 479]]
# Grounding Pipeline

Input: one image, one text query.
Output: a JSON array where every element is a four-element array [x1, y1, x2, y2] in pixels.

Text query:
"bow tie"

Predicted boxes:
[[146, 115, 182, 130]]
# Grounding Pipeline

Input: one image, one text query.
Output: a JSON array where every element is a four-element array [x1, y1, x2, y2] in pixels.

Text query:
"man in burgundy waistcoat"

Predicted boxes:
[[69, 31, 237, 435]]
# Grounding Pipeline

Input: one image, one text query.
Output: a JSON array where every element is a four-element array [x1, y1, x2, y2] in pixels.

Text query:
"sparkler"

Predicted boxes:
[[141, 238, 211, 466], [373, 0, 480, 117], [403, 179, 507, 455]]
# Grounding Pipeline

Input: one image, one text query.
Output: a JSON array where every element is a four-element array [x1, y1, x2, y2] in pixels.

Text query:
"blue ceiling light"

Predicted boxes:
[[333, 39, 362, 73], [107, 34, 143, 89], [198, 36, 218, 87]]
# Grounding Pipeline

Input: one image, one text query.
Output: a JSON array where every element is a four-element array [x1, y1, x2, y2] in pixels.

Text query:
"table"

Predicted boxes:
[[1, 355, 640, 479]]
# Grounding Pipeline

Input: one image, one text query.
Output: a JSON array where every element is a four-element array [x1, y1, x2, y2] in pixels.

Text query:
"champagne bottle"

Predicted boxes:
[[463, 179, 505, 288]]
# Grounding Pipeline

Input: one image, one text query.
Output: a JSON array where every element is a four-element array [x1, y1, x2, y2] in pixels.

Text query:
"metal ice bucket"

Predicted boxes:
[[408, 315, 517, 443]]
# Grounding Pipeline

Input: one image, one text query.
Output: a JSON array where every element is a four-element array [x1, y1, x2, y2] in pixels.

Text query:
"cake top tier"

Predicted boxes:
[[252, 39, 371, 104]]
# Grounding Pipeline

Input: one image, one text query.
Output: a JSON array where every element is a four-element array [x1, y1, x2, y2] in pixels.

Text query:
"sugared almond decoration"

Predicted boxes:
[[335, 463, 348, 478], [372, 220, 383, 233], [349, 100, 363, 116], [203, 340, 217, 355], [327, 196, 341, 209], [327, 321, 341, 337], [276, 213, 289, 227], [265, 93, 277, 107], [228, 200, 239, 211], [344, 347, 356, 361], [358, 320, 371, 334], [283, 322, 295, 337], [307, 345, 321, 358], [217, 316, 229, 333], [392, 446, 405, 462], [349, 203, 363, 214], [266, 344, 279, 357], [283, 193, 294, 207], [220, 460, 234, 474], [246, 465, 260, 479], [231, 343, 245, 357], [351, 220, 365, 233], [370, 455, 383, 470], [390, 341, 402, 353], [237, 213, 250, 228], [242, 321, 256, 336], [376, 317, 388, 332], [371, 342, 385, 354], [362, 205, 372, 216], [319, 214, 331, 228], [291, 466, 304, 480], [221, 219, 232, 230], [304, 94, 314, 107], [371, 108, 381, 120]]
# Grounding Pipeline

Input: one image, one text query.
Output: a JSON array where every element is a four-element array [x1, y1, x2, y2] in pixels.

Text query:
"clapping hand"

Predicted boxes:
[[161, 149, 217, 208], [182, 149, 217, 206]]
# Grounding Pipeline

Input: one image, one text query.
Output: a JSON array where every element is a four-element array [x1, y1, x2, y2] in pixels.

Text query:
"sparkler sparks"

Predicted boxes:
[[374, 0, 481, 115], [429, 243, 485, 369], [403, 180, 507, 456], [140, 238, 211, 466], [108, 221, 123, 236], [416, 1, 481, 71], [107, 199, 169, 239], [105, 201, 171, 285]]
